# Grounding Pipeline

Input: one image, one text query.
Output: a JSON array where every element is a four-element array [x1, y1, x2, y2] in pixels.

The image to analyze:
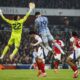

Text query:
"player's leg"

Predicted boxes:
[[40, 33, 54, 61], [40, 33, 52, 52], [47, 31, 65, 55], [40, 43, 49, 57], [66, 57, 78, 78], [53, 54, 61, 73], [10, 47, 19, 60], [66, 50, 79, 78], [53, 42, 65, 54], [0, 37, 13, 59], [40, 33, 55, 64], [36, 58, 46, 77], [10, 36, 21, 60], [0, 45, 10, 59], [31, 51, 38, 69], [36, 47, 46, 77], [32, 63, 37, 69]]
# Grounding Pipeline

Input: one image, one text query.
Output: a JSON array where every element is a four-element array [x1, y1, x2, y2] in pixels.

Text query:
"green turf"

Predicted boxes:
[[0, 69, 79, 80]]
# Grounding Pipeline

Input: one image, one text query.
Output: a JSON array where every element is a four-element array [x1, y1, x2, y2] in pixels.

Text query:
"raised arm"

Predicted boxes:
[[0, 9, 12, 24], [31, 35, 42, 46], [20, 2, 35, 23]]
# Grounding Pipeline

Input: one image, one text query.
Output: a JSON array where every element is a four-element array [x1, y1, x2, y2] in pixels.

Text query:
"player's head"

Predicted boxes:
[[35, 12, 41, 17], [29, 31, 37, 41], [72, 31, 78, 37], [29, 31, 37, 36], [14, 15, 20, 20]]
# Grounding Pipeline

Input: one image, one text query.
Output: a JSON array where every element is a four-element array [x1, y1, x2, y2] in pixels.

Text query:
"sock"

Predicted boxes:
[[53, 61, 59, 69], [11, 47, 18, 57], [71, 66, 78, 72], [54, 43, 65, 54], [1, 45, 9, 57], [37, 61, 45, 73], [41, 62, 45, 73]]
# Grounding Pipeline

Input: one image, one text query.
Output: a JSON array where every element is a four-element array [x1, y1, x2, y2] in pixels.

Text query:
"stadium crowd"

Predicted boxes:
[[0, 14, 80, 66], [0, 0, 80, 9], [0, 1, 80, 79], [0, 25, 80, 65]]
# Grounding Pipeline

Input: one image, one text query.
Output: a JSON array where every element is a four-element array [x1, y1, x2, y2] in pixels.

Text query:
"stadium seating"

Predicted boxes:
[[0, 0, 80, 69], [0, 24, 80, 65], [0, 0, 80, 9]]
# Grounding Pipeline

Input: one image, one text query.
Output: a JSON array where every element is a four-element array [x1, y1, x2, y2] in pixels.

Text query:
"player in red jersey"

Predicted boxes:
[[29, 31, 47, 77], [52, 35, 64, 73], [66, 32, 80, 78]]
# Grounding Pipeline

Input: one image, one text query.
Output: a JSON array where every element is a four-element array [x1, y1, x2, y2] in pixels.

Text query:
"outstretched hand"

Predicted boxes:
[[0, 9, 2, 15], [29, 2, 35, 10]]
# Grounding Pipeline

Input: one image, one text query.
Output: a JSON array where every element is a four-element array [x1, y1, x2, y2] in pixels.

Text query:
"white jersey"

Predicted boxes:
[[32, 35, 44, 62], [34, 35, 42, 45]]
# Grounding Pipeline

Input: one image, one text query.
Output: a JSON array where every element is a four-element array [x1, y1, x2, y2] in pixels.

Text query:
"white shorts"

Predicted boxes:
[[69, 48, 80, 59], [54, 54, 61, 60]]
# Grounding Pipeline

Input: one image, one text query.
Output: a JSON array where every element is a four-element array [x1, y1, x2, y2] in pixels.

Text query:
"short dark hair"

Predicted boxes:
[[72, 31, 78, 37], [35, 12, 40, 16], [14, 15, 17, 20], [29, 31, 37, 35]]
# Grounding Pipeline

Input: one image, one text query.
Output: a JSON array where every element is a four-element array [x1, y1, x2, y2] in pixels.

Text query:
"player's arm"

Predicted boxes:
[[31, 36, 42, 46], [70, 37, 77, 50], [31, 40, 41, 46], [20, 2, 35, 23], [0, 9, 12, 24]]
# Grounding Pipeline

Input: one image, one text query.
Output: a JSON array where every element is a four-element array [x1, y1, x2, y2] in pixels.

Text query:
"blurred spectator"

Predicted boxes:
[[0, 0, 80, 9], [0, 24, 80, 64]]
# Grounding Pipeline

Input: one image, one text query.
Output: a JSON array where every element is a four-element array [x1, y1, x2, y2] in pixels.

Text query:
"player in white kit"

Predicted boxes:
[[29, 31, 46, 77], [66, 32, 80, 78]]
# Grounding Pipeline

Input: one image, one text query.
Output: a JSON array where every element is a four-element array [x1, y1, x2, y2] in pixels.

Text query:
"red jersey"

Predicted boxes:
[[70, 36, 80, 49], [53, 40, 64, 54]]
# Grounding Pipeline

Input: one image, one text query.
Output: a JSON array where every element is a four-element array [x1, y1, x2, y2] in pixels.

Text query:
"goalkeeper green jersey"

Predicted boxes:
[[1, 11, 30, 36]]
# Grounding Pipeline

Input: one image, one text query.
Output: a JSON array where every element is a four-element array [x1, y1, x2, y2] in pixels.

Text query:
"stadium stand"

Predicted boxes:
[[0, 25, 80, 65], [0, 0, 80, 9]]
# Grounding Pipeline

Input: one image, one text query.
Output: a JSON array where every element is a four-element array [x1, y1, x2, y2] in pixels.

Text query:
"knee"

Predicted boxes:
[[15, 46, 19, 49], [15, 45, 19, 49], [36, 58, 43, 63], [7, 44, 11, 48], [15, 44, 20, 49]]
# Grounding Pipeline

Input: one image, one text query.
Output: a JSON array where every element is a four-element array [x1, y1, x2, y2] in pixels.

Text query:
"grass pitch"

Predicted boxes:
[[0, 69, 79, 80]]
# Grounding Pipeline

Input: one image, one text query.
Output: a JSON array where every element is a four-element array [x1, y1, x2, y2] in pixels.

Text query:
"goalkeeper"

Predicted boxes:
[[0, 3, 35, 60]]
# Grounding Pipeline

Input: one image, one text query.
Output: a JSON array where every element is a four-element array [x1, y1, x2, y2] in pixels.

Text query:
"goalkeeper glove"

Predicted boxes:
[[0, 9, 2, 15]]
